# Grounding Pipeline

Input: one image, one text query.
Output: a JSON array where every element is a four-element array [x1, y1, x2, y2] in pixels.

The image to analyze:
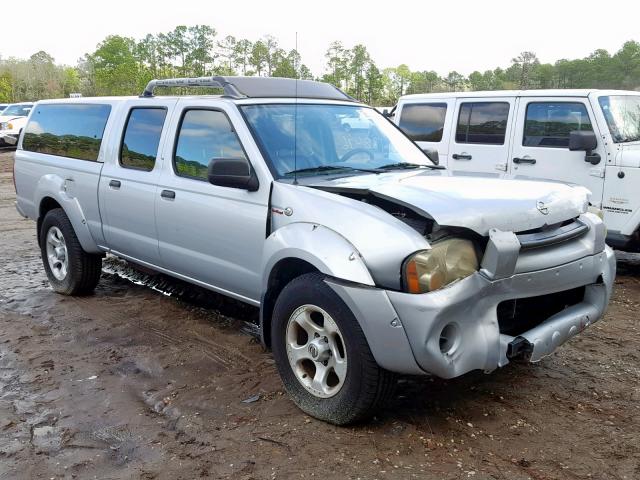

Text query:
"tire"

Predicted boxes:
[[271, 272, 397, 425], [39, 208, 102, 295]]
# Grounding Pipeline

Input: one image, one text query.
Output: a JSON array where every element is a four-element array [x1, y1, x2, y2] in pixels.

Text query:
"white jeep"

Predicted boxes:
[[393, 90, 640, 251]]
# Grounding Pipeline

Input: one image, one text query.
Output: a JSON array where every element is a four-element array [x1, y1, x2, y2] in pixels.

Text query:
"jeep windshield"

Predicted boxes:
[[598, 95, 640, 143], [240, 104, 434, 178]]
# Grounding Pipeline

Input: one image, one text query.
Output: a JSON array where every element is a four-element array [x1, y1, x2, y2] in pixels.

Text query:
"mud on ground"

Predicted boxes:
[[0, 151, 638, 479]]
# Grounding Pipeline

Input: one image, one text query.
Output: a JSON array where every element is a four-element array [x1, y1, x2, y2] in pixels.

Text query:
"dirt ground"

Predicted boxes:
[[0, 150, 638, 480]]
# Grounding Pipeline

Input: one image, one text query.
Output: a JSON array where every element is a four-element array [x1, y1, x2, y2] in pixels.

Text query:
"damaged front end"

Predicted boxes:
[[268, 172, 616, 377]]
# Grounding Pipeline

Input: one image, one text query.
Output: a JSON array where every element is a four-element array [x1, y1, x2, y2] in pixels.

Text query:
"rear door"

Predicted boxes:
[[99, 99, 176, 265], [396, 100, 454, 166], [448, 98, 515, 174], [509, 97, 605, 206]]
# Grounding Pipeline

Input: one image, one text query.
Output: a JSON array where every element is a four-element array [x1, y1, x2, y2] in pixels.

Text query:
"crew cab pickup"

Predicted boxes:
[[14, 77, 616, 424]]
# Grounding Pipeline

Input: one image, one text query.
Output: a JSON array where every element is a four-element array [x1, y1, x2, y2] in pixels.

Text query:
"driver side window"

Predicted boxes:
[[174, 109, 247, 180]]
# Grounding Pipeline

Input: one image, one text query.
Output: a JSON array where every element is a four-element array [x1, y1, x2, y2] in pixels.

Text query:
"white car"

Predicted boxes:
[[0, 103, 34, 146], [394, 90, 640, 252]]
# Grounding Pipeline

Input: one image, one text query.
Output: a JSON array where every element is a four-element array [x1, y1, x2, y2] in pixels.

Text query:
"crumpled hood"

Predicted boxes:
[[316, 170, 589, 235]]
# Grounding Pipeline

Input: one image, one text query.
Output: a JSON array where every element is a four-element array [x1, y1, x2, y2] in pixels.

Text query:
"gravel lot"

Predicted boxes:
[[0, 150, 638, 479]]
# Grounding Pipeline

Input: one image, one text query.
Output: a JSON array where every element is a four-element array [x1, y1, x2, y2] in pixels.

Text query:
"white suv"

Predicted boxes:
[[393, 90, 640, 251]]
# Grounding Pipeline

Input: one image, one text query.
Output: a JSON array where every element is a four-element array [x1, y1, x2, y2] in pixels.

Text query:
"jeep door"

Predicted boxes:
[[509, 97, 605, 207], [154, 100, 270, 304], [99, 99, 177, 265], [447, 98, 516, 174], [395, 100, 454, 167]]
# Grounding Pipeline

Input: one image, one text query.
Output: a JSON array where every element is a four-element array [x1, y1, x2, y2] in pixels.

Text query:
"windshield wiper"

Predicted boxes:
[[284, 165, 382, 176], [377, 162, 444, 170]]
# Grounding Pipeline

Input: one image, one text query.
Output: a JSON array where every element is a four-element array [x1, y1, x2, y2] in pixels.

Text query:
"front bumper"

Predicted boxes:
[[0, 132, 19, 146], [328, 247, 615, 377]]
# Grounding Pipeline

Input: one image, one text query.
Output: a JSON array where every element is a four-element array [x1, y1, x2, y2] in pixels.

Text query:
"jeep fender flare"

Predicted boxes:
[[35, 174, 101, 253]]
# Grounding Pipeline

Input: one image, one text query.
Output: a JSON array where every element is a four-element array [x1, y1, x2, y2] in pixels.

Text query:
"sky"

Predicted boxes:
[[2, 0, 639, 76]]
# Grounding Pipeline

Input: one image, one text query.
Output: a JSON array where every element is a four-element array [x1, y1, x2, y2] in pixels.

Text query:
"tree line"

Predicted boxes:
[[1, 25, 639, 106]]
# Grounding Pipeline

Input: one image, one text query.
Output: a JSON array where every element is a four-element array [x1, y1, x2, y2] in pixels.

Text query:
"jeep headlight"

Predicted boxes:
[[403, 238, 479, 293], [0, 122, 7, 130]]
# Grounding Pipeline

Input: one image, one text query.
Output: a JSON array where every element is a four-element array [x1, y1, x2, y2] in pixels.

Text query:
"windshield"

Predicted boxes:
[[240, 104, 432, 178], [598, 95, 640, 143], [1, 104, 32, 117]]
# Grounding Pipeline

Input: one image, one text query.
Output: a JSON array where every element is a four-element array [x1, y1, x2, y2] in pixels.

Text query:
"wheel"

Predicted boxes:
[[271, 272, 396, 425], [40, 208, 102, 295]]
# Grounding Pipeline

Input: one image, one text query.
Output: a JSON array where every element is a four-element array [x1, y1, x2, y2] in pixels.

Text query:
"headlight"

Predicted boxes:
[[7, 122, 13, 130], [0, 122, 7, 130], [403, 238, 479, 293]]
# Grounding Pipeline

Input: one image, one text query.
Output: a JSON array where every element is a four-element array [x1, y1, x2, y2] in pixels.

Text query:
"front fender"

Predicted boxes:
[[35, 175, 101, 253], [261, 222, 375, 291]]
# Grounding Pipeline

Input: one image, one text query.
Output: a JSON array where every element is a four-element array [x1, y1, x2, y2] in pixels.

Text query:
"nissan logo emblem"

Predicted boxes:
[[536, 201, 549, 215]]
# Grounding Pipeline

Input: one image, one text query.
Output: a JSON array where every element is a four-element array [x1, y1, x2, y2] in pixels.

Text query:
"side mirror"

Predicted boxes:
[[207, 158, 259, 191], [422, 147, 439, 165], [569, 131, 597, 151], [569, 131, 601, 165]]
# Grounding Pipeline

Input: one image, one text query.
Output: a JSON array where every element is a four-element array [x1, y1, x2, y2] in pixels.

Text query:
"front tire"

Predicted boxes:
[[40, 208, 102, 295], [271, 273, 396, 425]]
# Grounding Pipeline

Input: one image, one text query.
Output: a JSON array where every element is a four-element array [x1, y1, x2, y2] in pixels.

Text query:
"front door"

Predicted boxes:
[[154, 101, 270, 304], [447, 98, 516, 175], [509, 97, 606, 207], [99, 99, 176, 265]]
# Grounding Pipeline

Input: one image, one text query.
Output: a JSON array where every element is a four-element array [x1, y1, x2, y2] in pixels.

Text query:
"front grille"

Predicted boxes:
[[497, 286, 586, 336], [516, 219, 589, 250]]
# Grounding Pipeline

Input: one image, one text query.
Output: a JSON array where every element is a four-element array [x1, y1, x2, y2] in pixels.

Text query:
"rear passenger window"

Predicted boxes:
[[174, 109, 247, 180], [455, 102, 510, 145], [398, 103, 447, 142], [120, 108, 167, 171], [23, 104, 111, 161], [524, 102, 593, 148]]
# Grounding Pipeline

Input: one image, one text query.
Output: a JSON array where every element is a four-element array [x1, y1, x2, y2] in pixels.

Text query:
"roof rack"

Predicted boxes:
[[141, 76, 356, 102]]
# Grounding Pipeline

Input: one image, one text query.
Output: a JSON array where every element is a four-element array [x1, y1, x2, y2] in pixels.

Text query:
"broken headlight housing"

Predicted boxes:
[[402, 238, 479, 293]]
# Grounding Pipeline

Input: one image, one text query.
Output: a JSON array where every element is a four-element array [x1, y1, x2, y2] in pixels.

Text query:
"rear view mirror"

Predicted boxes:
[[207, 158, 259, 191], [569, 131, 597, 152], [569, 131, 601, 165], [422, 147, 440, 165]]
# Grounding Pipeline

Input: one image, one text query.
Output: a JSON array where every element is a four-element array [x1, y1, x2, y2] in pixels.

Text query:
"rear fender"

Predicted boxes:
[[35, 174, 101, 253]]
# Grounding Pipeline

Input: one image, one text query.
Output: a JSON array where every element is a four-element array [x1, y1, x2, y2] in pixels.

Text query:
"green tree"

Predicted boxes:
[[250, 41, 268, 76], [233, 39, 253, 75], [89, 36, 141, 95]]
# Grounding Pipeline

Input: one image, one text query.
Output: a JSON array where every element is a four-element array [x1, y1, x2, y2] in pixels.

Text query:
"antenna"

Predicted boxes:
[[293, 32, 299, 185]]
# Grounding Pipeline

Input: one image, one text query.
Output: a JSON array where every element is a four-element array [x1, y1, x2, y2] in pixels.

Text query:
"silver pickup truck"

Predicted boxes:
[[13, 76, 616, 425]]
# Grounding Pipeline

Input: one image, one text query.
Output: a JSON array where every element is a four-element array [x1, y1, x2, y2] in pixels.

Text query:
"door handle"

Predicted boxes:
[[513, 157, 537, 165], [160, 189, 176, 199], [452, 153, 472, 160], [109, 179, 121, 188]]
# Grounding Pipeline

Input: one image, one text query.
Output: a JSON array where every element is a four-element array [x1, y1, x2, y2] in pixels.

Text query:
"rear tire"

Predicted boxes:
[[271, 272, 396, 425], [40, 208, 102, 295]]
